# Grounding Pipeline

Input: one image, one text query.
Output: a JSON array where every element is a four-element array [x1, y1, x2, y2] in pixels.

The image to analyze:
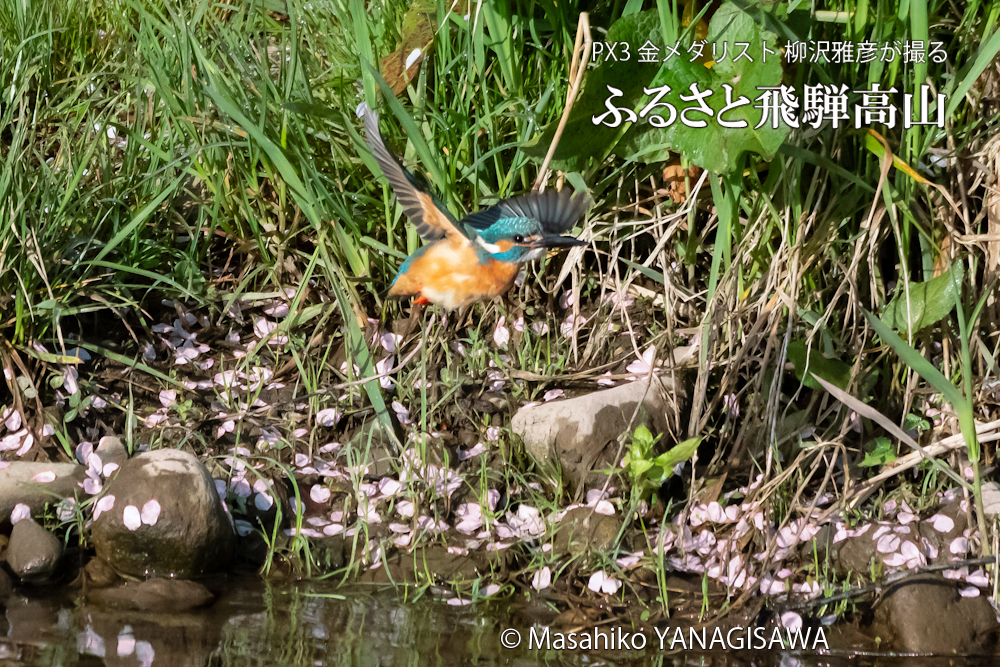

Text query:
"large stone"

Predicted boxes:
[[512, 374, 685, 491], [91, 449, 236, 579], [0, 462, 86, 522], [553, 507, 622, 556], [6, 518, 62, 582], [872, 575, 998, 653], [89, 578, 215, 612]]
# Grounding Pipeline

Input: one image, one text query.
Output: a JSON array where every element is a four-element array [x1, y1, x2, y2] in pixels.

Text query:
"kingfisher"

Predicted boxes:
[[360, 103, 590, 311]]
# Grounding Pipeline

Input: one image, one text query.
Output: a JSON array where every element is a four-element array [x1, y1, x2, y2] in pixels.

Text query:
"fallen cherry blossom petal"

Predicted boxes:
[[532, 567, 552, 591], [780, 612, 803, 630], [123, 505, 141, 531], [10, 503, 30, 524], [316, 408, 340, 428], [929, 514, 955, 533], [967, 570, 990, 587], [588, 570, 621, 596], [493, 318, 510, 348], [310, 485, 332, 504]]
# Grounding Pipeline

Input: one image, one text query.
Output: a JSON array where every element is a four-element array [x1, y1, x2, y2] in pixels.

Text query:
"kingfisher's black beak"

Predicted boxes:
[[534, 234, 587, 249]]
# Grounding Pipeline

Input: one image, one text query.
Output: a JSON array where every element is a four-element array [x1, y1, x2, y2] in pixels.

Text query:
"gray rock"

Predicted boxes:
[[0, 462, 86, 522], [980, 481, 1000, 517], [554, 507, 622, 556], [7, 518, 62, 582], [512, 374, 685, 491], [91, 449, 236, 579], [872, 575, 997, 653]]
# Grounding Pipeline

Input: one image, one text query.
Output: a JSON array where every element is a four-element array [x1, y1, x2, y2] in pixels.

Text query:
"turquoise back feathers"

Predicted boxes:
[[360, 102, 591, 257]]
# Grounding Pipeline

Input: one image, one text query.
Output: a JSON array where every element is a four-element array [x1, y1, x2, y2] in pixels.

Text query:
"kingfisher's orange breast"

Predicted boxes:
[[388, 238, 520, 310]]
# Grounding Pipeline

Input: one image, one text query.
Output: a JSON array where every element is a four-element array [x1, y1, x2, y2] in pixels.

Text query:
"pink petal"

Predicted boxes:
[[929, 514, 955, 533], [780, 612, 803, 630], [10, 503, 30, 524], [140, 500, 161, 526], [532, 567, 552, 591], [123, 505, 142, 531], [310, 485, 331, 503]]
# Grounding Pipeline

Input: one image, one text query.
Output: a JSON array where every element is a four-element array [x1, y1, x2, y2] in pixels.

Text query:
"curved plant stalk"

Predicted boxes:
[[863, 299, 989, 557]]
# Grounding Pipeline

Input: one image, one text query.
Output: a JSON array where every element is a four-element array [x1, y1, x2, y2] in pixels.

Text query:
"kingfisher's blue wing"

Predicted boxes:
[[362, 105, 464, 243], [464, 188, 590, 234]]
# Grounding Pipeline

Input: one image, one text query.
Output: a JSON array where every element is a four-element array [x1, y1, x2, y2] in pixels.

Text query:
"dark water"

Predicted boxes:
[[0, 578, 991, 667]]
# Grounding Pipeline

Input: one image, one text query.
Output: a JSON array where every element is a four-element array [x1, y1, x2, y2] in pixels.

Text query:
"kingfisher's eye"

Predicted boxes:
[[512, 234, 525, 244]]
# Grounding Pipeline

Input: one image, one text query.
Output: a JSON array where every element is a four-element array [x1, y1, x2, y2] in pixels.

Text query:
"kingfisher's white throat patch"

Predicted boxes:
[[475, 236, 502, 254]]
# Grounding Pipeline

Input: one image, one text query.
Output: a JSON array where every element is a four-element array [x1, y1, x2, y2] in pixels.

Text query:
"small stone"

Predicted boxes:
[[84, 557, 122, 588], [6, 518, 62, 582]]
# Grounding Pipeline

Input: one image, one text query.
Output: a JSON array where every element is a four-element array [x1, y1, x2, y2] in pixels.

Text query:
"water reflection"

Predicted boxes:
[[0, 578, 992, 666]]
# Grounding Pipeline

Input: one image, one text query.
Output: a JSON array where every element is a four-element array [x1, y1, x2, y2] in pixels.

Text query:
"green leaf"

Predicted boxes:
[[651, 436, 701, 473], [633, 423, 655, 448], [16, 377, 37, 400], [882, 262, 964, 333], [616, 4, 790, 173], [863, 310, 968, 410], [787, 340, 852, 391], [860, 437, 897, 467]]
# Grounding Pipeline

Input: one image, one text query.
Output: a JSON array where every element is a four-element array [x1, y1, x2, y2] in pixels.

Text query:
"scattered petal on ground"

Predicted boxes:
[[587, 570, 621, 595], [929, 514, 955, 533], [158, 390, 176, 407], [316, 408, 340, 428], [780, 612, 803, 630], [493, 317, 510, 348]]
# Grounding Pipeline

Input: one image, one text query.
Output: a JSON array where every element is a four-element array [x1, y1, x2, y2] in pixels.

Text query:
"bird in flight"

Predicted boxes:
[[360, 103, 590, 312]]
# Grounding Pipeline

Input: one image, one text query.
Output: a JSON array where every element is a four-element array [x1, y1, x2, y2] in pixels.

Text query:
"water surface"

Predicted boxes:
[[0, 578, 991, 667]]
